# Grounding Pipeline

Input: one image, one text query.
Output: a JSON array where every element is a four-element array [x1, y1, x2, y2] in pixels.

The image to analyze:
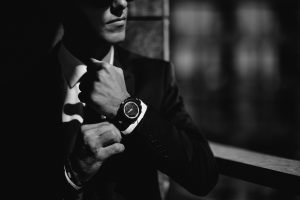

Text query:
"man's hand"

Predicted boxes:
[[70, 122, 125, 183], [79, 60, 130, 118]]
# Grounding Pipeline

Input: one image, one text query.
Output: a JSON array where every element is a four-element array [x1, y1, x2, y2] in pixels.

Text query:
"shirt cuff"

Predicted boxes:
[[121, 100, 147, 135], [64, 165, 83, 191]]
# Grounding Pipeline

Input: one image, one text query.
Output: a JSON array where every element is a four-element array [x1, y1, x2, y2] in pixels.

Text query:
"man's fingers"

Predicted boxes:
[[82, 122, 121, 140], [81, 122, 122, 150], [97, 143, 125, 160], [89, 59, 112, 71], [98, 129, 122, 147], [90, 58, 123, 78], [114, 67, 123, 77], [81, 121, 110, 132]]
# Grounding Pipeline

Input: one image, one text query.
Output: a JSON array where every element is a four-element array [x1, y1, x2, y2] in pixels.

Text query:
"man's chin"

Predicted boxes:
[[102, 32, 126, 44]]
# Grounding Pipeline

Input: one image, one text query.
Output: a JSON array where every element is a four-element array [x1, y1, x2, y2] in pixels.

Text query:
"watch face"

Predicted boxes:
[[123, 101, 140, 119]]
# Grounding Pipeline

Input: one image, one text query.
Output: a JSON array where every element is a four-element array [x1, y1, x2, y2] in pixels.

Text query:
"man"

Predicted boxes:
[[58, 0, 218, 199], [1, 0, 217, 199]]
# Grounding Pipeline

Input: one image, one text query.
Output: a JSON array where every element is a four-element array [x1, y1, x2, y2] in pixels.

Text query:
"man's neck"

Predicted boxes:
[[62, 33, 113, 64]]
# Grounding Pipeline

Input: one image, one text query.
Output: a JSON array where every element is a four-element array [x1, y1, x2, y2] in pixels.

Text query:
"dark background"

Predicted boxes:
[[171, 0, 300, 161], [170, 0, 300, 199]]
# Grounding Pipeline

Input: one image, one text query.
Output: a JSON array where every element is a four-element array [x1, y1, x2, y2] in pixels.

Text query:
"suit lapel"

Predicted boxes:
[[114, 48, 135, 96], [50, 44, 84, 157]]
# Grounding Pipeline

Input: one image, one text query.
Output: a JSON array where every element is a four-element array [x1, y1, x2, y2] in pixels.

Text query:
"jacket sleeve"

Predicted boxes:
[[134, 62, 219, 196]]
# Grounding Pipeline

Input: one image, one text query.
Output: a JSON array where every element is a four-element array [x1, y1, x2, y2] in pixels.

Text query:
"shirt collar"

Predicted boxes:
[[58, 44, 114, 88]]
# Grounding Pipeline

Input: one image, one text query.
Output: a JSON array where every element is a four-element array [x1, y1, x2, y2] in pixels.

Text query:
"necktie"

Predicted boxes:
[[63, 80, 108, 156], [62, 82, 84, 157]]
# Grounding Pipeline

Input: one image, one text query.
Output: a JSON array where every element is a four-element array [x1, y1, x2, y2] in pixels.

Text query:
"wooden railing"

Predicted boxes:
[[209, 142, 300, 195]]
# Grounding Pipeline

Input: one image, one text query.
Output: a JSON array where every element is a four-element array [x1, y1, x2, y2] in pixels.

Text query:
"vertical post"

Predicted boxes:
[[163, 0, 170, 61]]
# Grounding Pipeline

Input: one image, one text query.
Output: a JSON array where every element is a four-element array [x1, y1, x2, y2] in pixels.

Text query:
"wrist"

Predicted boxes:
[[68, 154, 101, 184], [113, 97, 143, 132], [111, 93, 131, 118], [121, 100, 148, 135]]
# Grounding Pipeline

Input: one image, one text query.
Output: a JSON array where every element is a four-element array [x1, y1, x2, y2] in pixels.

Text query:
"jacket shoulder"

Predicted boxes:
[[115, 46, 171, 72]]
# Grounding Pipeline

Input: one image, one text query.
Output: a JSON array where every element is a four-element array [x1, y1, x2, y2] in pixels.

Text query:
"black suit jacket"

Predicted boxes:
[[1, 45, 218, 200]]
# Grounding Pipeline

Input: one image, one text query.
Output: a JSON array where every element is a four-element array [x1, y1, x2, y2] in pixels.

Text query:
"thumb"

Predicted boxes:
[[89, 58, 111, 71]]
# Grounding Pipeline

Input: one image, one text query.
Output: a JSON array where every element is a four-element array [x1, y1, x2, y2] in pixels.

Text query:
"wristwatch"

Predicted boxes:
[[114, 97, 142, 131]]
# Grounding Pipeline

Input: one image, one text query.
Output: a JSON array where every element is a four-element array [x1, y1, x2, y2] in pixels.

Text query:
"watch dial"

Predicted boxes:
[[124, 102, 139, 118]]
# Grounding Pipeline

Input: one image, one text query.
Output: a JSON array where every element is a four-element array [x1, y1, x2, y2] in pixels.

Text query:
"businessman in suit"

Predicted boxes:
[[57, 0, 219, 199], [0, 0, 217, 199]]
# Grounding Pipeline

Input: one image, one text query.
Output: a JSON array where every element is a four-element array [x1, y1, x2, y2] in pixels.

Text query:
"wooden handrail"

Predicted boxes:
[[209, 142, 300, 194]]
